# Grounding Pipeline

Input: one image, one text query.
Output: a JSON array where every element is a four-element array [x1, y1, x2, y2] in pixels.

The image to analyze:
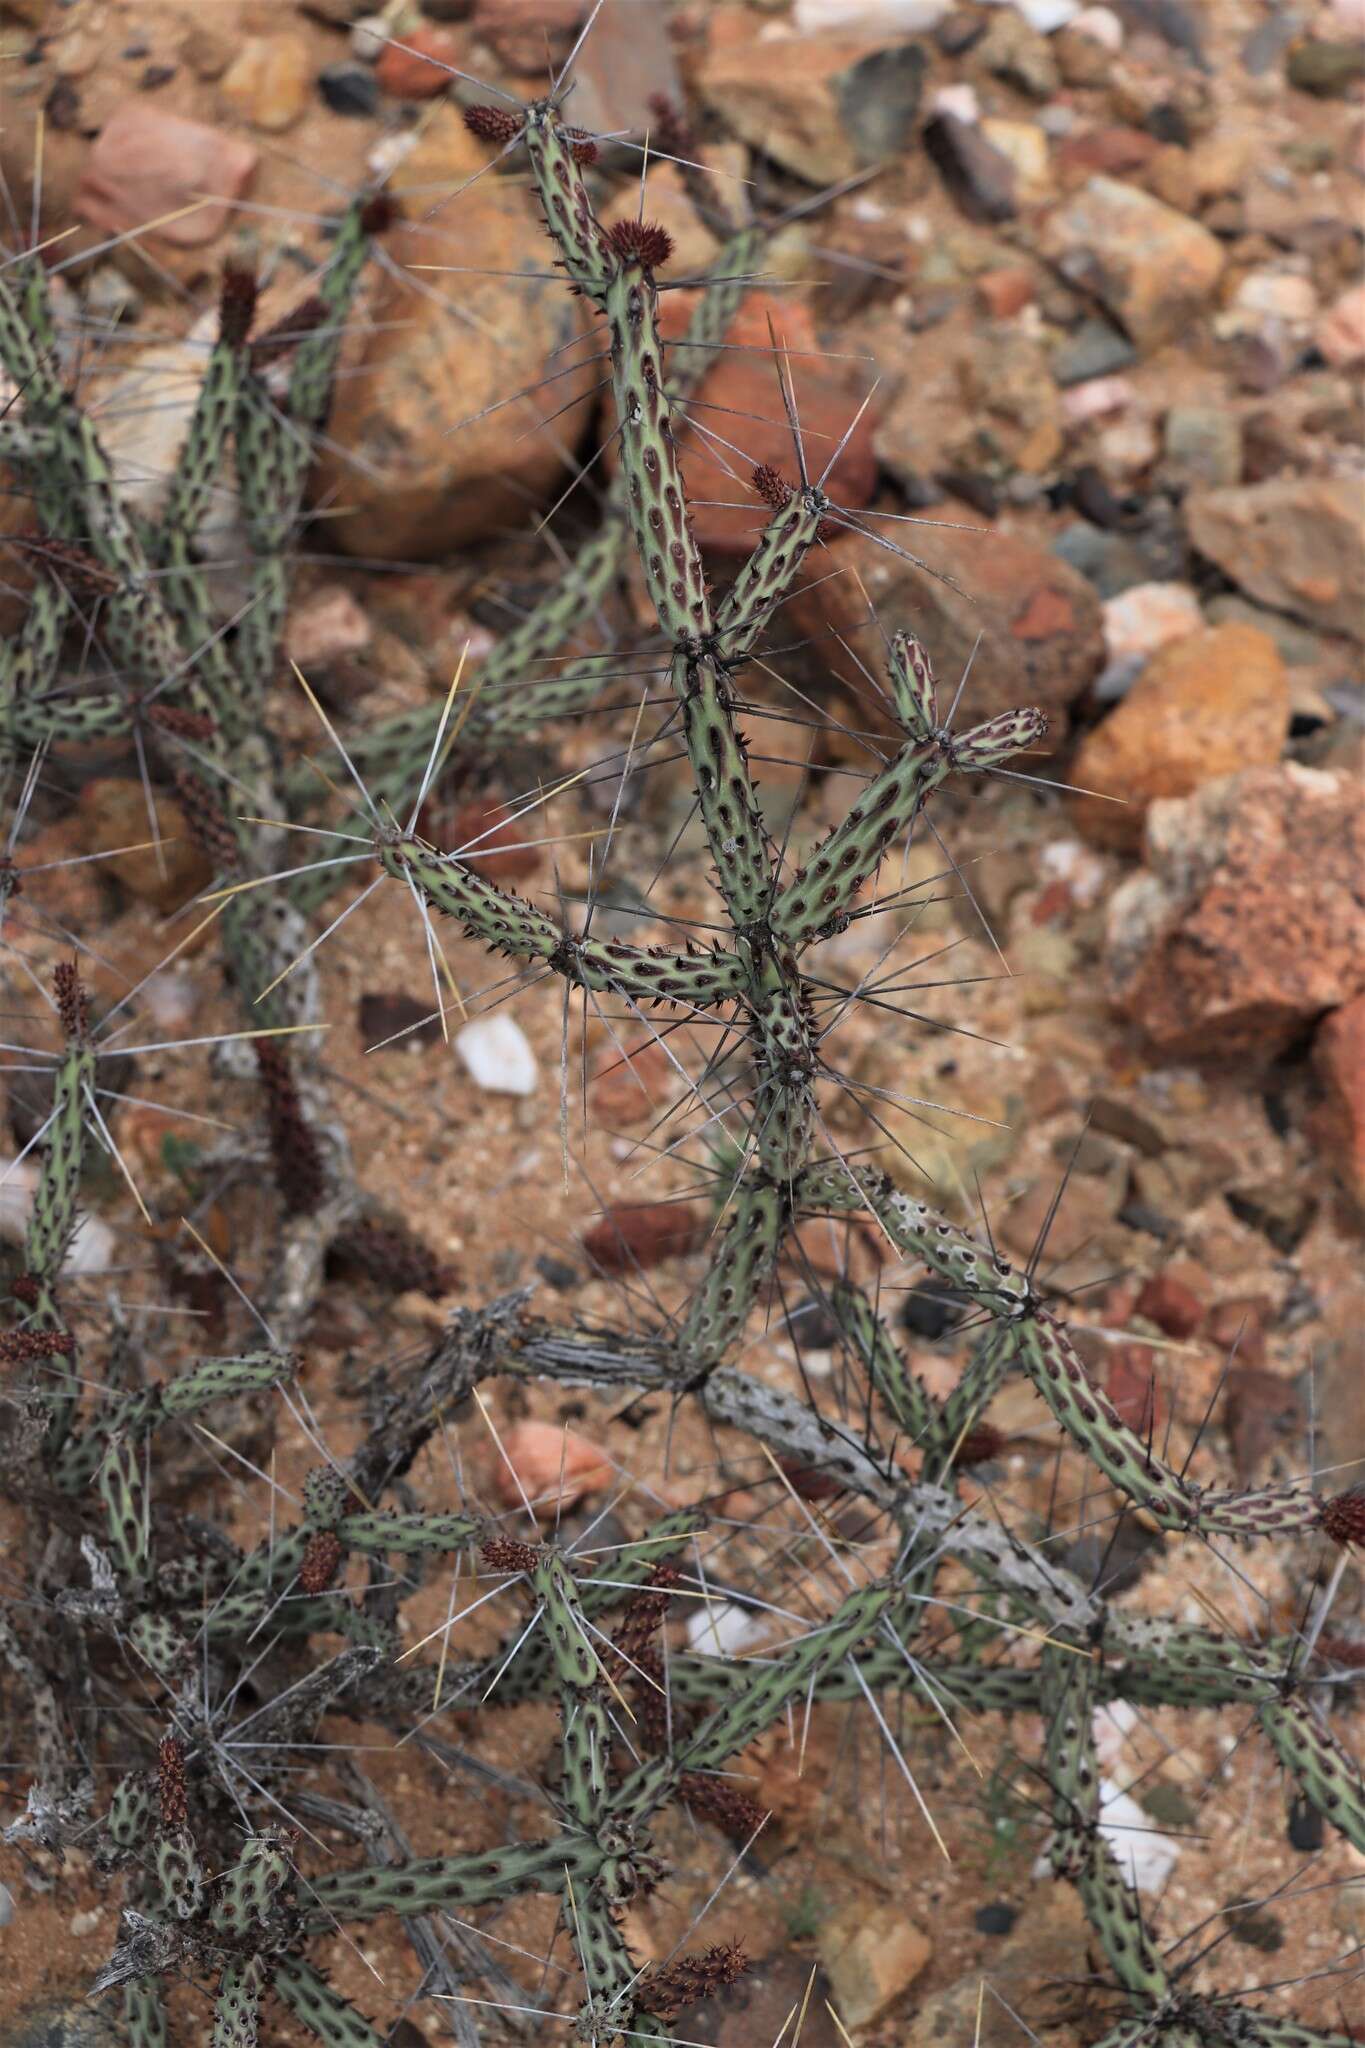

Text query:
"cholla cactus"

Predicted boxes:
[[0, 38, 1359, 2048]]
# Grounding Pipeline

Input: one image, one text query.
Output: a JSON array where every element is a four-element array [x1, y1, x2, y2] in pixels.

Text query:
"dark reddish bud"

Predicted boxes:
[[15, 532, 120, 598], [641, 1943, 748, 2021], [359, 191, 399, 237], [952, 1422, 1006, 1469], [299, 1528, 343, 1596], [218, 264, 258, 349], [249, 294, 326, 371], [158, 1735, 188, 1831], [0, 1329, 75, 1365], [606, 219, 674, 271], [566, 131, 599, 165], [1321, 1489, 1365, 1549], [778, 1457, 841, 1502], [481, 1536, 539, 1575], [678, 1771, 768, 1839], [329, 1218, 454, 1300], [463, 103, 522, 147], [11, 1275, 40, 1308], [253, 1040, 326, 1217], [54, 961, 88, 1042], [751, 463, 794, 511], [143, 702, 217, 743], [1315, 1635, 1365, 1669], [170, 768, 241, 877], [645, 92, 693, 159]]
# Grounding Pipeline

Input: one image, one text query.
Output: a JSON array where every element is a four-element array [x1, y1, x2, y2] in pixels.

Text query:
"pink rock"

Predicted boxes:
[[1312, 994, 1365, 1210], [1061, 374, 1134, 423], [493, 1421, 614, 1519], [1101, 581, 1202, 662], [286, 587, 372, 670], [1317, 282, 1365, 368], [583, 1202, 705, 1273], [76, 103, 258, 248]]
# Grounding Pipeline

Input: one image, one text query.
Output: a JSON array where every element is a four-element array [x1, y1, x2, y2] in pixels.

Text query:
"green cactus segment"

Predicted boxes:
[[23, 1043, 95, 1312], [524, 105, 612, 304], [714, 487, 828, 665], [570, 1893, 642, 2031], [54, 1351, 293, 1492], [771, 739, 946, 947], [2, 684, 131, 750], [799, 1162, 1034, 1315], [676, 651, 773, 927], [0, 576, 67, 702], [604, 260, 711, 645], [1259, 1694, 1365, 1852], [935, 1326, 1017, 1473], [163, 1350, 296, 1415], [123, 1979, 169, 2048], [832, 1279, 937, 1445], [288, 199, 375, 434], [679, 1180, 785, 1375], [1187, 1486, 1324, 1541], [382, 835, 743, 1004], [155, 1827, 206, 1920], [98, 1436, 151, 1591], [1040, 1643, 1099, 1859], [535, 1551, 600, 1693], [1075, 1838, 1169, 2000], [129, 1611, 190, 1680], [667, 224, 765, 390], [212, 1955, 268, 2048], [211, 1834, 294, 1935], [334, 1510, 479, 1557], [886, 632, 937, 739], [155, 306, 245, 567], [308, 1833, 600, 1923], [1221, 2019, 1359, 2048], [271, 1958, 385, 2048], [1017, 1315, 1195, 1526], [950, 707, 1048, 772], [104, 1770, 154, 1856], [1105, 1617, 1280, 1707]]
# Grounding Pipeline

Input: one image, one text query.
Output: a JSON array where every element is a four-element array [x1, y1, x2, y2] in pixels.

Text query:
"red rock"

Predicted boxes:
[[76, 778, 213, 913], [1225, 1365, 1297, 1481], [1056, 126, 1159, 179], [628, 292, 877, 556], [76, 103, 258, 248], [977, 265, 1036, 318], [1041, 175, 1224, 350], [589, 1040, 674, 1126], [1072, 623, 1289, 849], [1104, 764, 1365, 1060], [583, 1202, 705, 1273], [375, 26, 461, 99], [1107, 1344, 1166, 1435], [1012, 586, 1075, 640], [493, 1420, 614, 1519], [1134, 1269, 1205, 1339], [783, 1214, 886, 1288], [1312, 994, 1365, 1209]]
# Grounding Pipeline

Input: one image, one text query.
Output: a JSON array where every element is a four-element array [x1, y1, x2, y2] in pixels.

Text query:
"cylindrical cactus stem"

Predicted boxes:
[[122, 1979, 168, 2048], [379, 833, 744, 1006], [1259, 1693, 1365, 1852], [569, 1892, 644, 2038], [532, 1549, 614, 1830], [677, 1180, 784, 1379], [0, 574, 68, 702], [768, 737, 949, 949], [796, 1161, 1035, 1316], [886, 632, 938, 739], [270, 1957, 385, 2047], [212, 1956, 269, 2048], [209, 1832, 294, 1937], [101, 1770, 154, 1862], [1040, 1641, 1100, 1873], [519, 102, 612, 305], [154, 260, 256, 564], [162, 1349, 298, 1418], [713, 468, 830, 668], [674, 648, 773, 927], [933, 1325, 1018, 1479], [98, 1435, 151, 1593], [129, 1611, 191, 1683], [1074, 1835, 1170, 1999], [333, 1510, 479, 1558], [23, 969, 96, 1332], [154, 1826, 206, 1921], [306, 1832, 602, 1924], [831, 1279, 939, 1446]]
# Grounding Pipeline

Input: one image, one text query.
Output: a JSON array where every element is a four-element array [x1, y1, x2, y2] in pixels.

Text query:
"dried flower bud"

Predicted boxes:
[[641, 1943, 748, 2020], [678, 1771, 768, 1840], [0, 1329, 75, 1365], [218, 264, 258, 349], [254, 1040, 325, 1216], [951, 1422, 1006, 1469], [566, 131, 599, 166], [481, 1536, 539, 1575], [11, 1274, 40, 1308], [1321, 1489, 1365, 1549], [329, 1218, 455, 1300], [463, 103, 522, 147], [751, 463, 794, 512], [359, 191, 399, 237], [16, 532, 121, 598], [250, 295, 326, 371], [606, 219, 674, 272], [299, 1529, 343, 1596], [54, 961, 88, 1042], [158, 1735, 188, 1831]]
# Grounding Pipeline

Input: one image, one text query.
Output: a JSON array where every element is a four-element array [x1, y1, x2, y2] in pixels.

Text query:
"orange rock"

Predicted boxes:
[[1317, 282, 1365, 367], [76, 102, 258, 248], [420, 797, 543, 880], [1134, 1268, 1206, 1339], [583, 1202, 705, 1272], [219, 33, 312, 132], [376, 26, 461, 99], [1072, 623, 1288, 848], [1312, 994, 1365, 1209], [782, 1214, 886, 1289], [76, 778, 213, 914], [493, 1420, 614, 1519], [976, 265, 1035, 318]]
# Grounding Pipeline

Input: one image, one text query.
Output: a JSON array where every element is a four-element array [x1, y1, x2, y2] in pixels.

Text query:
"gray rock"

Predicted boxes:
[[978, 8, 1059, 98], [1162, 405, 1242, 490], [1187, 476, 1365, 640], [3, 2005, 122, 2048], [1203, 595, 1326, 667], [1052, 521, 1152, 596], [1051, 318, 1137, 385], [835, 42, 926, 164], [923, 112, 1018, 222]]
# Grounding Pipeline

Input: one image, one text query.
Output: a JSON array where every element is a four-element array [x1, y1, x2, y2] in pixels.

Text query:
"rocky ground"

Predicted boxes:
[[0, 0, 1363, 2042]]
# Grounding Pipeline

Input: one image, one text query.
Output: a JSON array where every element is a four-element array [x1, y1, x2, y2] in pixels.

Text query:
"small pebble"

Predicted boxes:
[[455, 1015, 538, 1096], [318, 64, 379, 117]]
